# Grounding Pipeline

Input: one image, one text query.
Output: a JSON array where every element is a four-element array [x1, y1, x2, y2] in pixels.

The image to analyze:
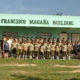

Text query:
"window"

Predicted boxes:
[[24, 33, 31, 38], [38, 32, 52, 39], [2, 32, 18, 37]]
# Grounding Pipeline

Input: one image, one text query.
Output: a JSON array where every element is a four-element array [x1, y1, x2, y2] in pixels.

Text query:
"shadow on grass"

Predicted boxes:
[[65, 78, 80, 80], [11, 74, 41, 80]]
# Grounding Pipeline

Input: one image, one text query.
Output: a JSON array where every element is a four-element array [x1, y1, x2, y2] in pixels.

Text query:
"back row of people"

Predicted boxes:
[[2, 35, 71, 43]]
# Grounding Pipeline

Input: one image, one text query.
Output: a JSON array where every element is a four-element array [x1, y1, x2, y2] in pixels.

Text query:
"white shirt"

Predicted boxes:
[[7, 39, 12, 49]]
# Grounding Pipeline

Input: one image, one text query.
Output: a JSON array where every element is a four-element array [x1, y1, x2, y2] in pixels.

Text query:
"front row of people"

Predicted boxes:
[[11, 40, 75, 60]]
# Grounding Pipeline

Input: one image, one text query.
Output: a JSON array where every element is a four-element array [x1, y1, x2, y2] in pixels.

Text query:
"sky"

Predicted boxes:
[[0, 0, 80, 16]]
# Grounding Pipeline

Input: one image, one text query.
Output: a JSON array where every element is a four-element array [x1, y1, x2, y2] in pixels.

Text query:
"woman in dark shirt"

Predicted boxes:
[[3, 39, 9, 58]]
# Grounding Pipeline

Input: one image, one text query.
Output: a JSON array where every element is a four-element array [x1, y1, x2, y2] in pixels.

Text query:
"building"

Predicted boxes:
[[0, 14, 80, 42]]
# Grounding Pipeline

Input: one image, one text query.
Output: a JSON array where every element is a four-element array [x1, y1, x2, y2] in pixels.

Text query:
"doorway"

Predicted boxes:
[[60, 33, 68, 41]]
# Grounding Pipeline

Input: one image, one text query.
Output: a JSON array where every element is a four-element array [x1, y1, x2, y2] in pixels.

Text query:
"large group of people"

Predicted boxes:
[[0, 35, 80, 60]]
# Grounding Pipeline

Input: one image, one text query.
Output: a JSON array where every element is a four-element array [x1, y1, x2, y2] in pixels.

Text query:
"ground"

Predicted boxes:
[[0, 58, 80, 80]]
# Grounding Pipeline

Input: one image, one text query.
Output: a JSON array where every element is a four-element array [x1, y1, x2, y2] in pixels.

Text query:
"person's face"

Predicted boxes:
[[18, 37, 20, 39], [22, 36, 24, 39], [10, 36, 12, 39]]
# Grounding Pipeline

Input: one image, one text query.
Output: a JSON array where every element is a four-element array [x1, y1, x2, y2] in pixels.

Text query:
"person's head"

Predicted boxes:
[[63, 42, 66, 45], [6, 36, 9, 40], [63, 37, 65, 39], [14, 39, 16, 43], [10, 35, 12, 39], [18, 36, 20, 39], [35, 37, 38, 39], [5, 38, 8, 42], [67, 42, 70, 45], [24, 40, 27, 44], [22, 36, 24, 39], [40, 37, 42, 39]]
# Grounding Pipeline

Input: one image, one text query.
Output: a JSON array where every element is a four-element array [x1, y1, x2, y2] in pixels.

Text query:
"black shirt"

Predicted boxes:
[[0, 40, 4, 50]]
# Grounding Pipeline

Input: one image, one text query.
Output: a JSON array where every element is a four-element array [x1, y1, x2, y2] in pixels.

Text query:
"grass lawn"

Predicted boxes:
[[0, 58, 80, 80]]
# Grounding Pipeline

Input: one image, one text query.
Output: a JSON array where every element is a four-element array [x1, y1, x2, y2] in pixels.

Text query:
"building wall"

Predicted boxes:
[[0, 27, 80, 39]]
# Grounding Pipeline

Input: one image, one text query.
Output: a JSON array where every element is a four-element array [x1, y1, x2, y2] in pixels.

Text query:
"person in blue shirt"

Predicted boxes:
[[3, 39, 9, 58]]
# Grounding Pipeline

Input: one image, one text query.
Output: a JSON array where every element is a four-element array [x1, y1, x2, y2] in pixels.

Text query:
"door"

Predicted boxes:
[[72, 34, 80, 42], [60, 33, 68, 41]]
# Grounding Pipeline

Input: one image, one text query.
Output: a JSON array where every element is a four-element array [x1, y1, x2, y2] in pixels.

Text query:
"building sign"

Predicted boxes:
[[1, 19, 74, 25], [1, 19, 26, 24], [0, 14, 79, 27]]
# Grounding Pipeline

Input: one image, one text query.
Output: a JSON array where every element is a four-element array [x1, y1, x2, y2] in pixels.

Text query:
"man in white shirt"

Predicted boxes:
[[7, 36, 12, 57]]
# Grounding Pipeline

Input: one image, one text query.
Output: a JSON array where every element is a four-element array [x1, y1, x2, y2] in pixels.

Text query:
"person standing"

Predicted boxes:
[[44, 42, 47, 58], [62, 38, 66, 43], [29, 41, 34, 59], [74, 41, 78, 58], [55, 43, 61, 60], [38, 42, 41, 58], [35, 37, 39, 43], [11, 39, 18, 57], [7, 36, 12, 57], [76, 41, 80, 58], [22, 36, 25, 43], [39, 37, 43, 44], [53, 37, 57, 43], [16, 40, 22, 59], [67, 42, 73, 60], [3, 39, 9, 58], [46, 42, 51, 59], [2, 35, 6, 42], [40, 43, 45, 59], [17, 36, 22, 43], [22, 40, 28, 59], [50, 42, 56, 60], [34, 41, 40, 60], [61, 42, 67, 60]]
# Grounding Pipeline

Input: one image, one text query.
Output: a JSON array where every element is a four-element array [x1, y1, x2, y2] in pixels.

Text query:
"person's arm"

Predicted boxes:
[[8, 42, 10, 50], [2, 42, 4, 53]]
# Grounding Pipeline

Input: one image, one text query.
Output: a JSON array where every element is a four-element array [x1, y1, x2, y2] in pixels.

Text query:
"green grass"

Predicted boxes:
[[0, 71, 80, 80], [0, 58, 80, 80], [0, 58, 80, 66], [0, 66, 76, 72]]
